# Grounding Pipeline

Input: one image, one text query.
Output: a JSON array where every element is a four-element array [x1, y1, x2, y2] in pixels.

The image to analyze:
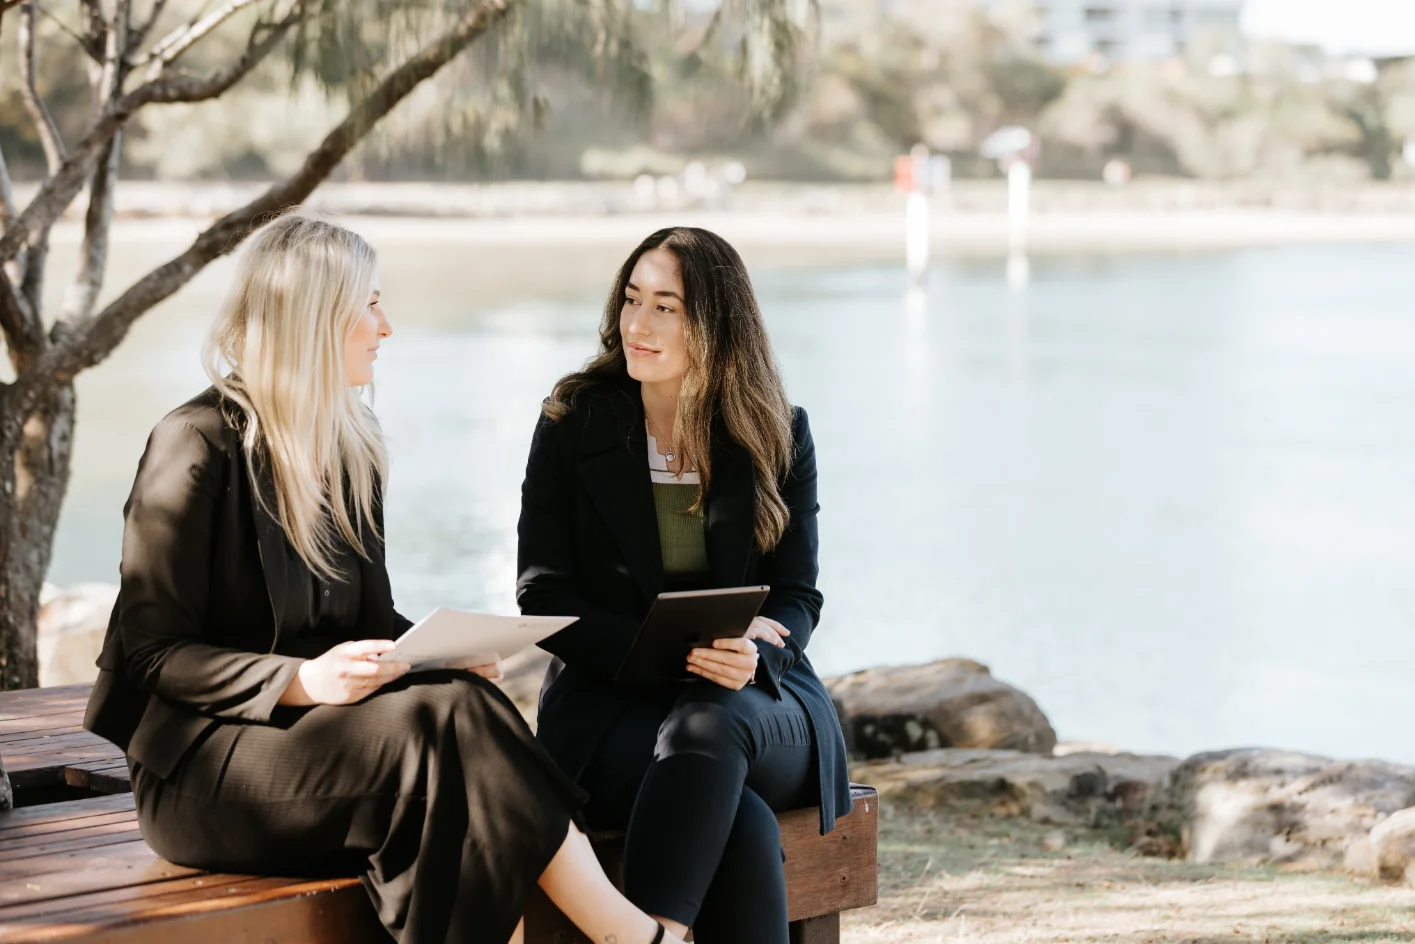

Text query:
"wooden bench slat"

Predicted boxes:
[[0, 841, 202, 902], [1, 734, 114, 758], [0, 685, 97, 707], [67, 766, 132, 796], [0, 795, 135, 832], [780, 787, 879, 921], [0, 717, 87, 738], [0, 876, 381, 944], [11, 882, 385, 944], [0, 811, 139, 844], [2, 745, 124, 770], [0, 874, 275, 927], [0, 822, 144, 862], [0, 695, 95, 721]]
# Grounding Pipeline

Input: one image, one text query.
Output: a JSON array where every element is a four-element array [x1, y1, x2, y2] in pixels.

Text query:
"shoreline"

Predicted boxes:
[[48, 206, 1415, 265], [32, 178, 1415, 263]]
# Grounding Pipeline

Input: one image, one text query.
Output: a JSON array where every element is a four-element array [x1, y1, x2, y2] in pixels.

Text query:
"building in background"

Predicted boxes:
[[1008, 0, 1246, 63]]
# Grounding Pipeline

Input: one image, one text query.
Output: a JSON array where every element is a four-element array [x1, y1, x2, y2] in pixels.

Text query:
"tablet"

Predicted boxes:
[[614, 586, 770, 685]]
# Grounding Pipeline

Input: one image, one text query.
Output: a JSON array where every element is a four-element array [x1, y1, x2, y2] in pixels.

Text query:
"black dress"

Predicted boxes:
[[91, 391, 587, 944]]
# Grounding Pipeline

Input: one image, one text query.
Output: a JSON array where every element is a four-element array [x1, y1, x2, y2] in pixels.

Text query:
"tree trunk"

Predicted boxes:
[[0, 381, 77, 692]]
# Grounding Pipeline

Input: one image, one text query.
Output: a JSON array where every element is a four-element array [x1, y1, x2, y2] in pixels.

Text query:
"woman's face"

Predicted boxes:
[[345, 284, 391, 387], [620, 248, 689, 388]]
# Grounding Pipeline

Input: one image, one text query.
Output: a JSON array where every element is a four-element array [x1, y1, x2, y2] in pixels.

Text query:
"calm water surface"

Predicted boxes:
[[52, 242, 1415, 764]]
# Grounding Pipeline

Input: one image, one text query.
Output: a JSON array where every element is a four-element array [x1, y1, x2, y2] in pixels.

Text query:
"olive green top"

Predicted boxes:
[[651, 482, 709, 576]]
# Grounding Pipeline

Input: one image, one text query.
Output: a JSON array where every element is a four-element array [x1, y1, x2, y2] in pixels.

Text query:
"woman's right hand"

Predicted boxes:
[[744, 616, 790, 649], [279, 639, 411, 706]]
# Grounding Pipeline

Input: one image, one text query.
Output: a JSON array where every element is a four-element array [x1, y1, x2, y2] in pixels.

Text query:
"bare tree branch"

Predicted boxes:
[[60, 136, 121, 325], [35, 5, 100, 58], [0, 147, 18, 226], [16, 0, 516, 410], [130, 0, 170, 50], [95, 1, 132, 104], [18, 2, 67, 176], [0, 146, 32, 319], [0, 2, 305, 265], [62, 4, 131, 327], [134, 0, 263, 76], [0, 268, 41, 370]]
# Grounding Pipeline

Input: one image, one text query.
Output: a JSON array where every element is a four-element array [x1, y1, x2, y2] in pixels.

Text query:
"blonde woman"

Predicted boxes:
[[84, 215, 679, 944]]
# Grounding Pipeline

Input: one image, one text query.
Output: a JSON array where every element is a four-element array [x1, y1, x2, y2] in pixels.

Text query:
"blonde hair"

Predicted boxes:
[[204, 213, 388, 580]]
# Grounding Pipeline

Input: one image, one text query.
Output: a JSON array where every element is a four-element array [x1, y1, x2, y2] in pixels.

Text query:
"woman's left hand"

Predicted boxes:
[[686, 637, 759, 691], [454, 655, 504, 683]]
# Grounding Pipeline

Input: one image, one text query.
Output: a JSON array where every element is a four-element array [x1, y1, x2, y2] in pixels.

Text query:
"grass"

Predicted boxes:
[[842, 801, 1415, 944]]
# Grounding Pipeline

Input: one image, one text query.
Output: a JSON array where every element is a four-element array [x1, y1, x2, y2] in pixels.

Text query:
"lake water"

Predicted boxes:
[[48, 237, 1415, 765]]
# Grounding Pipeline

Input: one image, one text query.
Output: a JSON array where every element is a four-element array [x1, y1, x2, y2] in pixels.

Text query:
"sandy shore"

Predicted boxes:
[[36, 177, 1415, 267]]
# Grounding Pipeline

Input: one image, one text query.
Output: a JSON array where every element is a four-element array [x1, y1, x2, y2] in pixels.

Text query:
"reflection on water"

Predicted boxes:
[[54, 242, 1415, 764]]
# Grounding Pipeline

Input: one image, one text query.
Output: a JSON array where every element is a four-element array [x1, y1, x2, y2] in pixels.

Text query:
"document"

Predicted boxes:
[[375, 608, 577, 672]]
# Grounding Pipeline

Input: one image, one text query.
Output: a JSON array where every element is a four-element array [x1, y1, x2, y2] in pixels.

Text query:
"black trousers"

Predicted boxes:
[[131, 672, 586, 944], [579, 680, 816, 944]]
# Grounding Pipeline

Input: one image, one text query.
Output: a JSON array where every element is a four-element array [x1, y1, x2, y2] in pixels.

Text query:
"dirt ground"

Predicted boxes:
[[842, 802, 1415, 944]]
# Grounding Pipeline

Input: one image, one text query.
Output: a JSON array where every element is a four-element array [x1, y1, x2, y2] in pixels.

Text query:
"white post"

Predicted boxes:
[[1006, 158, 1032, 290], [1007, 158, 1031, 252], [905, 144, 932, 284], [905, 192, 930, 284]]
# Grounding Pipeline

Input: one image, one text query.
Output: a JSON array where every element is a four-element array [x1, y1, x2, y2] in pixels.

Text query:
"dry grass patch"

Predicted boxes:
[[842, 801, 1415, 944]]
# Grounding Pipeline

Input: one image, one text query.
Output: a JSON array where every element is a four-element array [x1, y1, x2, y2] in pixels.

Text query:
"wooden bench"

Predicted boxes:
[[0, 685, 877, 943]]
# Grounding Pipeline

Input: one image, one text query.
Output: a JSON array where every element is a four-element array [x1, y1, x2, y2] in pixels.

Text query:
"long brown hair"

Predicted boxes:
[[545, 227, 795, 551]]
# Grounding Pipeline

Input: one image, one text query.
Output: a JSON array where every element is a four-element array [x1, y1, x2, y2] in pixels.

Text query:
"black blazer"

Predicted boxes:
[[83, 387, 412, 778], [516, 374, 852, 834]]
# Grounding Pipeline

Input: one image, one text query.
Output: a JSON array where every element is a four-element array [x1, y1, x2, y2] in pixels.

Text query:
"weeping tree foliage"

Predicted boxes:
[[0, 0, 814, 708]]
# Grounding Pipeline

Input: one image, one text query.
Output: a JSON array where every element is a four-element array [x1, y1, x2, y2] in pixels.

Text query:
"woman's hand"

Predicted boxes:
[[453, 655, 504, 684], [744, 616, 790, 649], [279, 639, 411, 707], [686, 637, 760, 691]]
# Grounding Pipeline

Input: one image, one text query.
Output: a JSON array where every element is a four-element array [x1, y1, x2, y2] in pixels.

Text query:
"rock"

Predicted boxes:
[[1367, 807, 1415, 885], [852, 747, 1179, 827], [1144, 748, 1415, 867], [825, 659, 1057, 758], [37, 583, 118, 687]]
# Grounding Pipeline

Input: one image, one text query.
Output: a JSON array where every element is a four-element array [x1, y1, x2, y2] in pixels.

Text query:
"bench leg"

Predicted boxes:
[[789, 912, 840, 944]]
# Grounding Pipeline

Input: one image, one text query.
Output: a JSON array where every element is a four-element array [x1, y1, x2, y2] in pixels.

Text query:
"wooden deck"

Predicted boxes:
[[0, 686, 129, 797], [0, 684, 877, 943]]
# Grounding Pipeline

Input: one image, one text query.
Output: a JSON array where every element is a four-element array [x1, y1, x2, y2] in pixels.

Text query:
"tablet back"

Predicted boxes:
[[614, 586, 770, 685]]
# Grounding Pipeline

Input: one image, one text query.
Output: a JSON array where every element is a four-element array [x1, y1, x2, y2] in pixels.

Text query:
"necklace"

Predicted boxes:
[[647, 416, 677, 463]]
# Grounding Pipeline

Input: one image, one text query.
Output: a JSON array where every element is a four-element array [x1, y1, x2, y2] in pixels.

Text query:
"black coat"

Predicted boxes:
[[83, 387, 412, 778], [516, 375, 852, 834]]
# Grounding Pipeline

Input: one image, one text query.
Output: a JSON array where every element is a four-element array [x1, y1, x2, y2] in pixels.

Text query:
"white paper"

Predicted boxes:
[[375, 608, 577, 672]]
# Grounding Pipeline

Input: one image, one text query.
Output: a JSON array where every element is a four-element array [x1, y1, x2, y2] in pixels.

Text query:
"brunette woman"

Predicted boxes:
[[517, 227, 851, 944], [84, 214, 681, 944]]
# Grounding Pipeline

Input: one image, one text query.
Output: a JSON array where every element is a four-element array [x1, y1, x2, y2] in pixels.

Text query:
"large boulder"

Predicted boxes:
[[825, 659, 1057, 758], [853, 747, 1179, 827], [37, 583, 117, 686], [1144, 749, 1415, 867], [1347, 807, 1415, 886]]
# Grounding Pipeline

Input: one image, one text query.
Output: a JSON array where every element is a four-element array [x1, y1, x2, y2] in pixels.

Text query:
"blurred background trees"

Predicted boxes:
[[6, 0, 1410, 185]]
